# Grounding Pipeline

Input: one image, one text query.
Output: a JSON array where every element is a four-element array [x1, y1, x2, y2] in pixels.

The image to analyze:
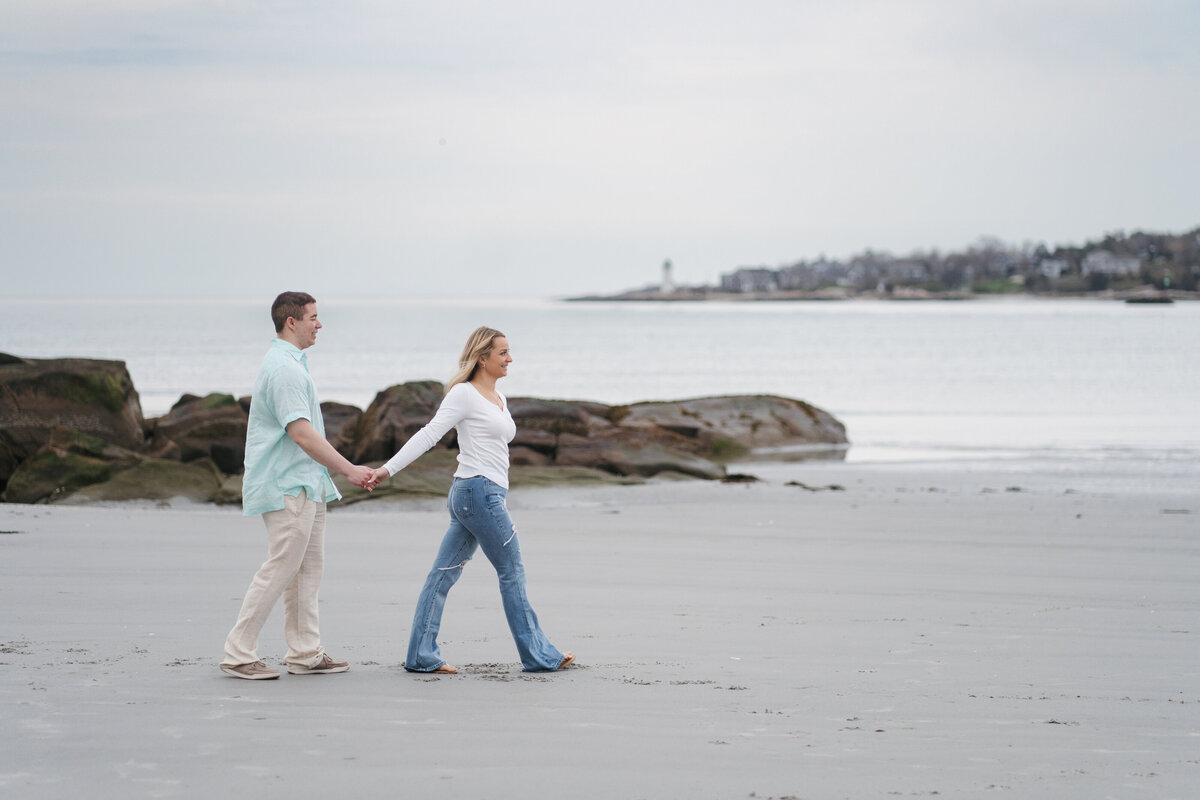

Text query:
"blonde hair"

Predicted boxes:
[[446, 326, 506, 393]]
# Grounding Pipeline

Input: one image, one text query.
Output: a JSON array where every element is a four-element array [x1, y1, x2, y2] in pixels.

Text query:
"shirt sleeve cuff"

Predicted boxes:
[[280, 411, 310, 429]]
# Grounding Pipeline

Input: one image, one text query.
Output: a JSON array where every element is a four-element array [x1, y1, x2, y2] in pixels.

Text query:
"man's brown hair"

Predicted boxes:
[[270, 291, 317, 333]]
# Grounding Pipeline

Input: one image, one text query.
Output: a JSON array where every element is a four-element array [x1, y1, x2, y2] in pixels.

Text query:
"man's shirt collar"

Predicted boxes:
[[272, 337, 308, 365]]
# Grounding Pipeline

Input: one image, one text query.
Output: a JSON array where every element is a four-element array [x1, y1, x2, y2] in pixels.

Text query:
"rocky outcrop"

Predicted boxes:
[[0, 354, 144, 491], [0, 355, 849, 505]]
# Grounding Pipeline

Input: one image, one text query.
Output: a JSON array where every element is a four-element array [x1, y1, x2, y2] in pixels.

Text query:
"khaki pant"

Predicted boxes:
[[222, 490, 328, 668]]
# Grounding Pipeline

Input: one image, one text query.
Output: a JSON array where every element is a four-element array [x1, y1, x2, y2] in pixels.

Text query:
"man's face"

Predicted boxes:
[[292, 303, 322, 349]]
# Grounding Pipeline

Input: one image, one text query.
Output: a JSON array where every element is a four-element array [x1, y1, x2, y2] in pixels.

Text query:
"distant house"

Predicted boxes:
[[772, 261, 847, 290], [776, 264, 813, 291], [884, 259, 928, 282], [810, 260, 843, 282], [1081, 251, 1141, 276], [843, 261, 869, 287], [720, 267, 778, 293], [1038, 259, 1069, 279], [775, 264, 804, 291]]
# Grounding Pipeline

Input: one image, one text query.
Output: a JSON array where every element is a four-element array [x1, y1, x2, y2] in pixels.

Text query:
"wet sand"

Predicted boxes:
[[1, 464, 1197, 799]]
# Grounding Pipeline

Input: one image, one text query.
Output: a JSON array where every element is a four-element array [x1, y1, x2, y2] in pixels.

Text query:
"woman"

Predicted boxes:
[[367, 326, 574, 674]]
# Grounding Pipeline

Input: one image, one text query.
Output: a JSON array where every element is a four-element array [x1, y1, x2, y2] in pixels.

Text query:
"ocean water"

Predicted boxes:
[[2, 296, 1196, 480]]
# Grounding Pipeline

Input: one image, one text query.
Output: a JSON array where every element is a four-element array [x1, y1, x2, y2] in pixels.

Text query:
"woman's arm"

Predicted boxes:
[[371, 385, 470, 485]]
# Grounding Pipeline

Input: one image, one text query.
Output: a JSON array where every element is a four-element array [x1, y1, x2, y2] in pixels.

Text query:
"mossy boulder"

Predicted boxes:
[[57, 458, 226, 505], [0, 354, 145, 472], [4, 450, 124, 504], [1, 427, 143, 504], [45, 426, 143, 462]]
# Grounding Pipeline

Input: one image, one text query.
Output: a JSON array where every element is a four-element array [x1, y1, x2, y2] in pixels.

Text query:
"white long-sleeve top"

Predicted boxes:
[[382, 382, 517, 488]]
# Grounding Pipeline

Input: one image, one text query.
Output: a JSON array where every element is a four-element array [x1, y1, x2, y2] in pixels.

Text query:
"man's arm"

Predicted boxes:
[[285, 418, 374, 488]]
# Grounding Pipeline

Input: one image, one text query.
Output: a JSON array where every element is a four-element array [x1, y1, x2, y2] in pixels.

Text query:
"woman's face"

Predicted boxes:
[[478, 336, 512, 380]]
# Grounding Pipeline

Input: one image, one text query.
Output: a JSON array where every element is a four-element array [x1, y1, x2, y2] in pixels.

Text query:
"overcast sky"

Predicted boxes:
[[2, 0, 1197, 299]]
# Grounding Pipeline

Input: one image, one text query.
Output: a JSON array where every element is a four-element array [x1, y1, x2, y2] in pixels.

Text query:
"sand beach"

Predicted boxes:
[[1, 461, 1196, 799]]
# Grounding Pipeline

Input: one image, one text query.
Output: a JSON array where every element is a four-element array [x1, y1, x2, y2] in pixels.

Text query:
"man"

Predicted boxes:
[[220, 291, 374, 680]]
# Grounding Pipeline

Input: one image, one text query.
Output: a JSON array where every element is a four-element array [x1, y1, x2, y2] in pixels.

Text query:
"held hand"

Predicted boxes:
[[364, 466, 390, 491], [346, 464, 375, 489]]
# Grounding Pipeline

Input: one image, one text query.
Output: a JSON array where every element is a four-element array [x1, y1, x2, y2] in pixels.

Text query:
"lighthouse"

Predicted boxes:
[[661, 259, 676, 294]]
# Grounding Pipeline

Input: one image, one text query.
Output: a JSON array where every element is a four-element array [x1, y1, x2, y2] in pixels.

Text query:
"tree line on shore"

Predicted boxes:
[[708, 226, 1200, 298]]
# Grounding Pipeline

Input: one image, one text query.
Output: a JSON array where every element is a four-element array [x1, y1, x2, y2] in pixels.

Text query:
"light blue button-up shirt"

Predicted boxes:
[[241, 338, 341, 516]]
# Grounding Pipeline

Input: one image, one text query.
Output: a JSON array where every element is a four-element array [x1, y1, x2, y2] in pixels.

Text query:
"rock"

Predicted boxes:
[[2, 427, 142, 504], [505, 394, 847, 480], [0, 429, 21, 492], [57, 458, 226, 505], [49, 425, 143, 463], [622, 395, 847, 449], [139, 433, 182, 462], [214, 473, 244, 506], [321, 401, 362, 460], [350, 381, 449, 463], [553, 430, 725, 479], [508, 397, 616, 437], [149, 393, 248, 474], [3, 450, 118, 504], [509, 465, 645, 489], [510, 426, 557, 454], [509, 445, 552, 467], [0, 354, 145, 478], [785, 480, 845, 491]]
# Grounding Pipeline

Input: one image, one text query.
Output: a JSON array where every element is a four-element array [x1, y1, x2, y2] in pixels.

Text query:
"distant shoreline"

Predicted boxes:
[[566, 287, 1197, 302]]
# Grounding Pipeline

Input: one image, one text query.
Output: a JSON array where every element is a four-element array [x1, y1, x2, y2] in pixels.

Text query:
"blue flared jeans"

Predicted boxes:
[[405, 476, 565, 672]]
